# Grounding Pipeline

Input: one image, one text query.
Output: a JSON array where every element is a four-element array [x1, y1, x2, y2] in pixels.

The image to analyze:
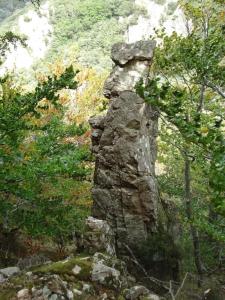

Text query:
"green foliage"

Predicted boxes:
[[47, 0, 146, 70], [133, 230, 181, 280], [0, 0, 147, 75], [34, 255, 92, 280], [0, 65, 91, 241], [167, 1, 178, 15], [153, 0, 166, 5], [0, 31, 26, 62], [52, 0, 135, 38], [137, 0, 225, 215], [137, 0, 225, 275], [77, 18, 126, 68]]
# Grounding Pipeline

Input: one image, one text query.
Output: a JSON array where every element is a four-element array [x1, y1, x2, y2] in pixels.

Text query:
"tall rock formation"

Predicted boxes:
[[89, 41, 159, 252]]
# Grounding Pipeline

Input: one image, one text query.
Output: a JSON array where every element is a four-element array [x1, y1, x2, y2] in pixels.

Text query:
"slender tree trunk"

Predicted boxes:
[[184, 155, 204, 286], [198, 84, 205, 112]]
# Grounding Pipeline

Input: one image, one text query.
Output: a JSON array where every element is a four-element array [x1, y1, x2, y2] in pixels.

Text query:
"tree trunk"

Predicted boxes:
[[184, 155, 204, 285]]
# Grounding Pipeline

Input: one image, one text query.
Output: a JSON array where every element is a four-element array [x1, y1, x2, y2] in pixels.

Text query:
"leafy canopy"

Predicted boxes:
[[0, 48, 90, 238], [137, 0, 225, 214]]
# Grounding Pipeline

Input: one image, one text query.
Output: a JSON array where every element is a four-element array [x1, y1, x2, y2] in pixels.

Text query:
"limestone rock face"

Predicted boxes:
[[17, 288, 30, 300], [0, 253, 163, 300], [91, 253, 121, 287], [91, 252, 129, 289], [89, 41, 159, 251], [0, 266, 20, 278], [125, 285, 161, 300], [104, 41, 156, 98], [84, 217, 116, 256], [111, 41, 156, 66]]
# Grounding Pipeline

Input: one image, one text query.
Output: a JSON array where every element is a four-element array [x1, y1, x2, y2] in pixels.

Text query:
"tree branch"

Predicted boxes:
[[204, 80, 225, 99]]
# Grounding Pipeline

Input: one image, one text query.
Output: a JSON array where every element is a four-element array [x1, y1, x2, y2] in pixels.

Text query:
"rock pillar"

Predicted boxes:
[[89, 41, 159, 251]]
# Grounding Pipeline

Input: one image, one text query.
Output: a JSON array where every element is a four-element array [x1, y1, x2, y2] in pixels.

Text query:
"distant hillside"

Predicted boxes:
[[0, 0, 186, 77], [0, 0, 28, 23], [0, 0, 146, 75]]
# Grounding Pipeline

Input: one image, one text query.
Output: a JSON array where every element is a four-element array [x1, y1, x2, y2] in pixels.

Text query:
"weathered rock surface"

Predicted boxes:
[[0, 219, 162, 300], [0, 273, 5, 283], [0, 251, 160, 300], [89, 40, 159, 251], [125, 285, 160, 300], [111, 41, 156, 66], [91, 252, 129, 289], [17, 288, 30, 299], [0, 266, 20, 278], [92, 261, 120, 285], [17, 254, 50, 270], [83, 216, 116, 255]]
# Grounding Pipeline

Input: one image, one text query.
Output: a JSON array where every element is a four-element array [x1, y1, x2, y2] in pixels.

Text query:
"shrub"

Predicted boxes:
[[133, 230, 181, 280], [0, 66, 91, 245]]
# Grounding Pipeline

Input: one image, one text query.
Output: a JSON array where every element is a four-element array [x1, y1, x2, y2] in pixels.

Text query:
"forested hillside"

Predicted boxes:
[[0, 0, 28, 23], [0, 0, 186, 76], [0, 0, 147, 74]]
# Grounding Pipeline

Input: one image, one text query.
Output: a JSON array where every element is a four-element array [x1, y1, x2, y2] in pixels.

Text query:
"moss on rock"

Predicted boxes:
[[34, 255, 92, 281], [0, 289, 17, 300]]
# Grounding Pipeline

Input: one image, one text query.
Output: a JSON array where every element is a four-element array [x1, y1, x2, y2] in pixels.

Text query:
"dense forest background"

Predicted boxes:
[[0, 0, 224, 299]]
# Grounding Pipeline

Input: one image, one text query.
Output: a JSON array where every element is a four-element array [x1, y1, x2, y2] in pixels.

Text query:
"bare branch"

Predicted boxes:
[[204, 80, 225, 99], [175, 273, 189, 299]]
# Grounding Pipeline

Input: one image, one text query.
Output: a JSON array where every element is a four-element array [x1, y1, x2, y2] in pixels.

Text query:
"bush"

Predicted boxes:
[[0, 66, 91, 244], [133, 230, 181, 280]]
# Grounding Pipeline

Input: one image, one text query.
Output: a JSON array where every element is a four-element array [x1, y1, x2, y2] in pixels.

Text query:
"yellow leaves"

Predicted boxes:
[[40, 178, 92, 210], [219, 10, 225, 22], [19, 138, 37, 162], [0, 75, 19, 103], [76, 67, 92, 83], [63, 130, 91, 146], [48, 60, 66, 78], [27, 97, 60, 127], [33, 59, 108, 125], [36, 73, 48, 83], [36, 59, 71, 83], [73, 69, 108, 124], [23, 155, 30, 161], [200, 126, 208, 133], [37, 97, 49, 110], [0, 144, 12, 155], [58, 89, 70, 105], [75, 198, 93, 208], [200, 126, 209, 137]]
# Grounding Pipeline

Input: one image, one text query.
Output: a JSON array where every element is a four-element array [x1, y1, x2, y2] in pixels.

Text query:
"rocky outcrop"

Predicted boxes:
[[89, 41, 159, 251], [83, 217, 116, 256], [0, 266, 20, 283], [0, 251, 162, 300], [124, 285, 160, 300], [0, 218, 163, 300], [17, 254, 51, 270]]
